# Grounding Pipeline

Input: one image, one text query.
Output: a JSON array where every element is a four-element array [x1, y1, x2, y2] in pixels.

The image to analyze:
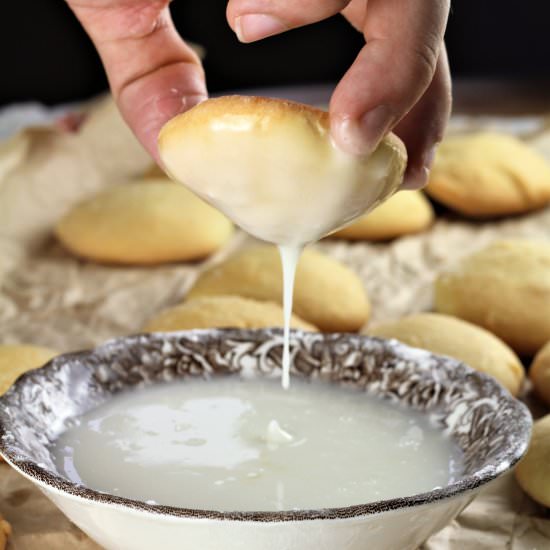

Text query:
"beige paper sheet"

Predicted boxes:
[[0, 97, 549, 549]]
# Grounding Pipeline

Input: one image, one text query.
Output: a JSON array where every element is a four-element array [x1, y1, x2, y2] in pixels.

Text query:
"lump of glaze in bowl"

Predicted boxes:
[[330, 191, 434, 241], [55, 181, 233, 265], [0, 344, 58, 395], [515, 414, 550, 507], [144, 295, 317, 332], [427, 132, 550, 217], [435, 240, 550, 355], [530, 341, 550, 406], [367, 313, 524, 395], [158, 96, 407, 246], [187, 245, 369, 332]]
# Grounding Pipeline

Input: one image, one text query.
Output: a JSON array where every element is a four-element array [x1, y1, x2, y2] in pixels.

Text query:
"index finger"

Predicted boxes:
[[67, 0, 207, 160]]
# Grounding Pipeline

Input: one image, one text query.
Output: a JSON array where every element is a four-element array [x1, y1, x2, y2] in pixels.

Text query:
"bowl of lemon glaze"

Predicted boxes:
[[0, 329, 531, 550]]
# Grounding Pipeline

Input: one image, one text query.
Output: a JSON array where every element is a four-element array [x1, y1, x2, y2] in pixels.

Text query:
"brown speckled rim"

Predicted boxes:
[[0, 329, 532, 522]]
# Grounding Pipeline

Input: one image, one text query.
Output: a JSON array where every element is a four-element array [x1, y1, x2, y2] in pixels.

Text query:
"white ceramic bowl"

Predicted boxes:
[[0, 329, 531, 550]]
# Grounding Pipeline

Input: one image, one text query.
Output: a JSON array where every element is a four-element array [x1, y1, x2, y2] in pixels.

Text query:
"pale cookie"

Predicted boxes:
[[142, 164, 168, 179], [0, 516, 11, 550], [515, 414, 550, 507], [427, 132, 550, 217], [435, 240, 550, 355], [530, 341, 550, 406], [330, 191, 434, 241], [187, 246, 370, 332], [55, 181, 233, 265], [0, 344, 58, 395], [368, 313, 524, 395], [144, 296, 317, 332], [159, 96, 406, 245]]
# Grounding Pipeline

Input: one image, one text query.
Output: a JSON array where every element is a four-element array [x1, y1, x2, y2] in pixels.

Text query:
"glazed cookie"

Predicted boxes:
[[427, 132, 550, 217], [55, 181, 233, 265], [515, 414, 550, 507], [435, 240, 550, 355], [187, 246, 370, 332], [0, 344, 58, 395], [159, 96, 406, 245], [144, 296, 317, 332], [330, 191, 434, 241], [530, 341, 550, 406], [368, 313, 524, 395], [0, 516, 10, 550]]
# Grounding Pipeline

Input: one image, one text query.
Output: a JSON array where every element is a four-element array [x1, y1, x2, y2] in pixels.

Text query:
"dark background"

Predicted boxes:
[[2, 1, 550, 107]]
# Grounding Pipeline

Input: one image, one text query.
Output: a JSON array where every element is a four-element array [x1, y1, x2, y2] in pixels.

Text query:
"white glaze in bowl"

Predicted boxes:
[[0, 329, 532, 550]]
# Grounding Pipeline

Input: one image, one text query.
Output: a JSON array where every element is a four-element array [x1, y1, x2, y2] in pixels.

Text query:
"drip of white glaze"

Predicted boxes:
[[278, 245, 302, 390]]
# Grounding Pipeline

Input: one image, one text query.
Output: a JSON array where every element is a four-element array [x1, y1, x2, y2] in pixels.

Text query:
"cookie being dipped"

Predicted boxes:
[[158, 96, 407, 246]]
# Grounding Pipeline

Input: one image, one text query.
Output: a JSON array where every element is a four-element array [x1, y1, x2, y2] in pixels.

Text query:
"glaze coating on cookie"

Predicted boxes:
[[159, 96, 406, 245]]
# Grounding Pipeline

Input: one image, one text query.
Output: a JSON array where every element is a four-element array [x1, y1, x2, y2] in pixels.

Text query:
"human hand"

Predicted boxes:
[[226, 0, 452, 188], [66, 0, 207, 162]]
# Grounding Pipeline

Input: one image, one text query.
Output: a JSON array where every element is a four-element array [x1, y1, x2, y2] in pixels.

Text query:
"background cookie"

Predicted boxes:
[[144, 295, 317, 332], [530, 341, 550, 406], [368, 313, 524, 395], [0, 516, 10, 550], [0, 344, 58, 395], [55, 181, 233, 265], [187, 245, 370, 332], [427, 132, 550, 217], [435, 240, 550, 355], [515, 414, 550, 507], [330, 191, 434, 241]]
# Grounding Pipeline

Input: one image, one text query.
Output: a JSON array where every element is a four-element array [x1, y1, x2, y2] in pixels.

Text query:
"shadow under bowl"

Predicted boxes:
[[0, 329, 532, 550]]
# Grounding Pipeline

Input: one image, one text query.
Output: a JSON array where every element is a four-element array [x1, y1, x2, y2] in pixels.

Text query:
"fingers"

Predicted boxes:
[[330, 0, 450, 156], [67, 1, 207, 161], [226, 0, 351, 43], [395, 47, 452, 189]]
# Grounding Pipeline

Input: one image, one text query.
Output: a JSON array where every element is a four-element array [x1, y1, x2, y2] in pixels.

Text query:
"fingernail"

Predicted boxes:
[[423, 144, 438, 170], [401, 166, 430, 190], [332, 105, 393, 156], [234, 14, 286, 43]]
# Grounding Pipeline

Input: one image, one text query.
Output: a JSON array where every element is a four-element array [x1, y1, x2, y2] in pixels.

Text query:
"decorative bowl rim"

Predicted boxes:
[[0, 328, 532, 523]]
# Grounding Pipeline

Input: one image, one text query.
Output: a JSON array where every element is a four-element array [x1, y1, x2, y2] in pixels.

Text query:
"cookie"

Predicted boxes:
[[330, 191, 434, 241], [142, 164, 168, 179], [187, 246, 370, 332], [368, 313, 524, 395], [435, 240, 550, 355], [0, 344, 58, 395], [55, 181, 233, 265], [0, 516, 11, 550], [144, 295, 317, 332], [427, 132, 550, 217], [515, 414, 550, 507], [530, 341, 550, 406], [158, 96, 406, 245]]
